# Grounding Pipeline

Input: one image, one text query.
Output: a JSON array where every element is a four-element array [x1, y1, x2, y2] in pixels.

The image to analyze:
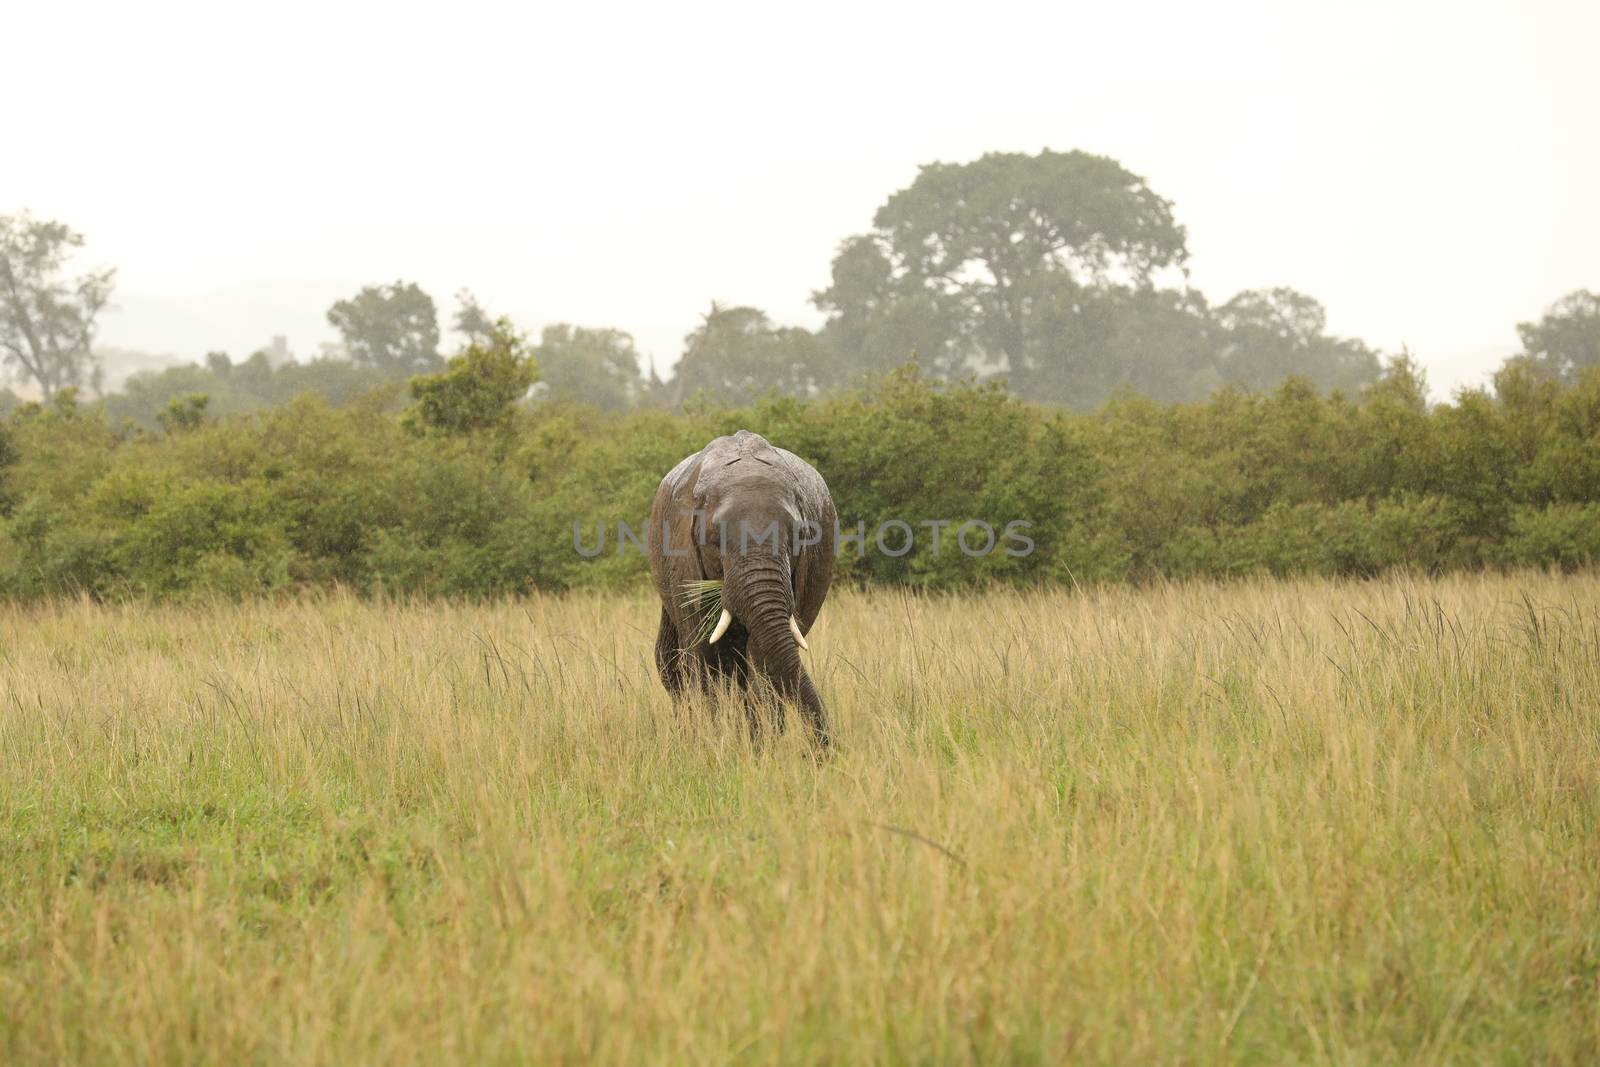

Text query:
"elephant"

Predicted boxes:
[[648, 430, 837, 744]]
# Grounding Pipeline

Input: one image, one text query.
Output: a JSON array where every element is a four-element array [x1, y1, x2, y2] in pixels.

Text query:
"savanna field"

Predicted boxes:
[[2, 571, 1598, 1064]]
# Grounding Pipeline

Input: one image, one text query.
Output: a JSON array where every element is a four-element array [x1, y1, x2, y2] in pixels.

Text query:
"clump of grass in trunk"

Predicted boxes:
[[679, 579, 724, 645]]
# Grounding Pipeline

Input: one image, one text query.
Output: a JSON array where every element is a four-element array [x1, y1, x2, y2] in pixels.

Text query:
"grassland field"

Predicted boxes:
[[2, 571, 1598, 1064]]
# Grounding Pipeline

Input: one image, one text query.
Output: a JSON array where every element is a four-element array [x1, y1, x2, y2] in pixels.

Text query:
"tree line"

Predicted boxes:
[[9, 149, 1598, 419], [4, 147, 1598, 601], [2, 332, 1597, 600]]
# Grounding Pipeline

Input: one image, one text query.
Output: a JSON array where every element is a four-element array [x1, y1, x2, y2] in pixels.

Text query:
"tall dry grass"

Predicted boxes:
[[2, 571, 1598, 1064]]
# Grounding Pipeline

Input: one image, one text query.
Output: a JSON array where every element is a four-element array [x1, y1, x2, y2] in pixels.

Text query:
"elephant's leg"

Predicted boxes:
[[733, 668, 783, 743], [655, 606, 689, 697], [683, 633, 765, 740], [705, 634, 751, 691], [658, 606, 741, 700]]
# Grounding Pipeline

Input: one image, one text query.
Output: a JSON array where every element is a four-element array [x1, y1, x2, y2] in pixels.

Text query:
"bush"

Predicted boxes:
[[1501, 504, 1600, 570], [403, 320, 537, 437], [3, 365, 1599, 600]]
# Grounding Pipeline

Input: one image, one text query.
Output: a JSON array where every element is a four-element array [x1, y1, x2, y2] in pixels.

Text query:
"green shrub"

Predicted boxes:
[[1501, 504, 1600, 570], [3, 364, 1599, 600]]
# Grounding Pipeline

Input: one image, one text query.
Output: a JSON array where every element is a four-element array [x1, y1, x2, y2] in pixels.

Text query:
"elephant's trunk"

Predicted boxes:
[[726, 555, 829, 745]]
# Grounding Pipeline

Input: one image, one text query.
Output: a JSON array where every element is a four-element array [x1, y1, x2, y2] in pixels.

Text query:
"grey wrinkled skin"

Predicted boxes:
[[648, 430, 837, 744]]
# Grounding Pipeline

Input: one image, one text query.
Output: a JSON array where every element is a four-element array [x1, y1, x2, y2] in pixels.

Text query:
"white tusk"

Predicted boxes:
[[789, 615, 810, 651], [708, 608, 733, 644]]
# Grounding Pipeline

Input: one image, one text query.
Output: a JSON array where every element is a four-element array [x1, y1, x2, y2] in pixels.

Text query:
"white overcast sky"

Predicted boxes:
[[7, 0, 1597, 396]]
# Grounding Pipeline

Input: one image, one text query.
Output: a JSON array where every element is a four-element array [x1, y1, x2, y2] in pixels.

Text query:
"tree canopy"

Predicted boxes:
[[671, 303, 823, 405], [811, 149, 1385, 407], [327, 281, 443, 375], [533, 324, 643, 411], [1515, 290, 1600, 385], [1213, 287, 1383, 394], [452, 289, 495, 346], [404, 319, 537, 435], [0, 212, 115, 398], [814, 149, 1207, 405]]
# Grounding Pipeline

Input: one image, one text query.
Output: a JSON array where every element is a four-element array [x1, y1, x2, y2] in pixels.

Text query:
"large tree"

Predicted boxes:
[[1514, 290, 1600, 385], [0, 212, 116, 398], [815, 149, 1191, 402], [811, 234, 973, 386], [672, 303, 823, 405], [534, 324, 644, 410], [1212, 288, 1382, 394], [452, 289, 495, 346], [1020, 284, 1220, 405], [327, 281, 442, 375]]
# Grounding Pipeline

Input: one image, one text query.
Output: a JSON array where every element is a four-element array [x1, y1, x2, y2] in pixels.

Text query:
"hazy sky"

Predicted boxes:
[[8, 0, 1597, 396]]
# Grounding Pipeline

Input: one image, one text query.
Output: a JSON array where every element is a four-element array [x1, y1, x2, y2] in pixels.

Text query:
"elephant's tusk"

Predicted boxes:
[[789, 615, 810, 651], [708, 608, 733, 644]]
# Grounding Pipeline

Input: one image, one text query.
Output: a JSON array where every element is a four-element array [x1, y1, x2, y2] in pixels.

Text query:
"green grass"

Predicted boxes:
[[2, 572, 1598, 1064]]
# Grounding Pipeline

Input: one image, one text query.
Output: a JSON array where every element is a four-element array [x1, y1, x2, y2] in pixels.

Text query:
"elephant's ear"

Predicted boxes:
[[663, 456, 708, 571]]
